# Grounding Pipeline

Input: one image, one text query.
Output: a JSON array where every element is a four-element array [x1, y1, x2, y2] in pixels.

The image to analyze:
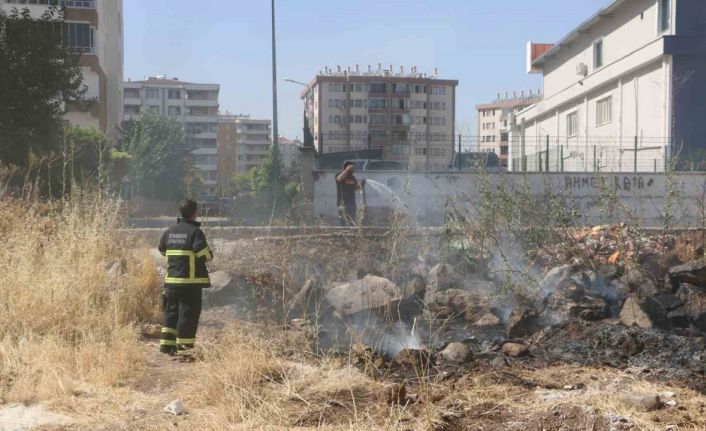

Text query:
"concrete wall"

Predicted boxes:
[[313, 170, 706, 227]]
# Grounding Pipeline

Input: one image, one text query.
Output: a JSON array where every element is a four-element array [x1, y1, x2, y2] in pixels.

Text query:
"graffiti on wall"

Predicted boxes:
[[564, 175, 656, 192]]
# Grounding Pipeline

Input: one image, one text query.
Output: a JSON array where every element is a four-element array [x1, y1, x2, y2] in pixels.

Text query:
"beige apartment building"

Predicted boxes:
[[302, 65, 458, 170], [1, 0, 124, 142], [476, 92, 541, 166], [217, 115, 272, 173], [123, 77, 220, 195]]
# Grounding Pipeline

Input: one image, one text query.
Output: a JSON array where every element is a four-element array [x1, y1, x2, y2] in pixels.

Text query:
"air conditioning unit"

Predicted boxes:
[[576, 63, 588, 77]]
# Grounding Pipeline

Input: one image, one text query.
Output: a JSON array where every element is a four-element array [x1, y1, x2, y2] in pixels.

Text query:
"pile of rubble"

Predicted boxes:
[[276, 229, 706, 390]]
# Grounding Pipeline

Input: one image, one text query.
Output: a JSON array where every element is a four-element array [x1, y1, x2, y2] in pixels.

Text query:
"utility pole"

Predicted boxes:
[[271, 0, 280, 185]]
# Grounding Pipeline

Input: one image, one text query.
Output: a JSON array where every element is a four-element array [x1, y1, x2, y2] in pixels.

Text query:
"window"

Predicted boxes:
[[369, 114, 386, 125], [168, 90, 181, 99], [596, 97, 612, 126], [593, 39, 603, 69], [567, 112, 578, 137], [395, 115, 413, 125], [370, 130, 386, 140], [658, 0, 671, 33], [393, 83, 410, 94], [64, 22, 94, 53], [354, 99, 363, 108], [187, 106, 212, 116], [369, 83, 386, 93], [124, 105, 140, 115], [146, 88, 159, 99], [431, 87, 446, 95], [124, 88, 140, 99], [168, 106, 181, 116], [369, 98, 386, 109]]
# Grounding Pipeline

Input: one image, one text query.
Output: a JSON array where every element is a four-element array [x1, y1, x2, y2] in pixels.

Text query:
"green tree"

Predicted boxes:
[[0, 6, 85, 166], [232, 170, 254, 194], [252, 145, 284, 198], [119, 112, 194, 200], [62, 126, 108, 193]]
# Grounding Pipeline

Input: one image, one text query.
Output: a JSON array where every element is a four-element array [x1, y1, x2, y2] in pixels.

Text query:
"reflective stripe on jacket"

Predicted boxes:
[[158, 219, 213, 287]]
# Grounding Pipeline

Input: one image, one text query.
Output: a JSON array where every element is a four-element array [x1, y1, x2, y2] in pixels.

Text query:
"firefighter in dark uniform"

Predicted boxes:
[[336, 161, 365, 226], [158, 199, 213, 356]]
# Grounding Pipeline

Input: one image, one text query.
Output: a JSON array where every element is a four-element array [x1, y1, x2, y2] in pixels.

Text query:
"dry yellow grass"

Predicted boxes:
[[0, 192, 161, 405]]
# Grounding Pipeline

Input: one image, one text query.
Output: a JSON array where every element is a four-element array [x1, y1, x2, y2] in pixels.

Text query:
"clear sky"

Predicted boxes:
[[124, 0, 610, 139]]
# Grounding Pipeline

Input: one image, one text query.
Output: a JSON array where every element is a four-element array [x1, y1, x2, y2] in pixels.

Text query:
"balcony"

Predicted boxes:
[[185, 98, 218, 107], [185, 115, 217, 123], [62, 0, 95, 8], [123, 98, 141, 106], [4, 0, 94, 7]]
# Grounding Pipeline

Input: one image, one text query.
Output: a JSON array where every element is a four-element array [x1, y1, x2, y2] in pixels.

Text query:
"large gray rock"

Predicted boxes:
[[620, 394, 662, 412], [208, 270, 233, 293], [669, 259, 706, 287], [424, 288, 475, 318], [325, 275, 402, 316], [0, 404, 71, 431], [502, 342, 530, 358], [654, 293, 684, 311], [619, 296, 671, 330], [543, 281, 608, 322], [676, 283, 706, 319], [538, 265, 574, 297], [506, 305, 543, 338], [436, 342, 472, 365], [426, 263, 455, 293], [617, 269, 658, 296], [474, 312, 502, 327], [667, 283, 706, 331]]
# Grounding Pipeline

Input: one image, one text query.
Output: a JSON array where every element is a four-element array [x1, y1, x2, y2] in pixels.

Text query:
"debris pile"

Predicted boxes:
[[204, 228, 706, 395]]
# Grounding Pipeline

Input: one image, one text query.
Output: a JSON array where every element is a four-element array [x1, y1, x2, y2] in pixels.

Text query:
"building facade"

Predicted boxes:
[[278, 136, 301, 172], [232, 117, 272, 173], [302, 65, 458, 170], [512, 0, 706, 172], [1, 0, 124, 142], [476, 92, 541, 166], [217, 114, 238, 196], [123, 77, 220, 195]]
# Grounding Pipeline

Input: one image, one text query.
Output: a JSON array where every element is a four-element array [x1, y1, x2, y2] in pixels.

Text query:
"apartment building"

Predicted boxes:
[[511, 0, 706, 172], [302, 65, 458, 170], [217, 115, 272, 175], [123, 77, 220, 195], [476, 92, 541, 166], [278, 136, 302, 171], [1, 0, 124, 142], [217, 114, 238, 196]]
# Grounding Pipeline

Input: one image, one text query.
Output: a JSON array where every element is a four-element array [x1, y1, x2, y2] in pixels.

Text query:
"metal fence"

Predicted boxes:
[[313, 133, 706, 172], [509, 136, 673, 173]]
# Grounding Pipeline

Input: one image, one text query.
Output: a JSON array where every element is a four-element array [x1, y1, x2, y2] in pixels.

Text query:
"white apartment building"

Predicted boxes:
[[123, 77, 220, 195], [511, 0, 706, 172], [278, 136, 301, 171], [476, 92, 541, 166], [1, 0, 124, 142], [302, 65, 458, 170]]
